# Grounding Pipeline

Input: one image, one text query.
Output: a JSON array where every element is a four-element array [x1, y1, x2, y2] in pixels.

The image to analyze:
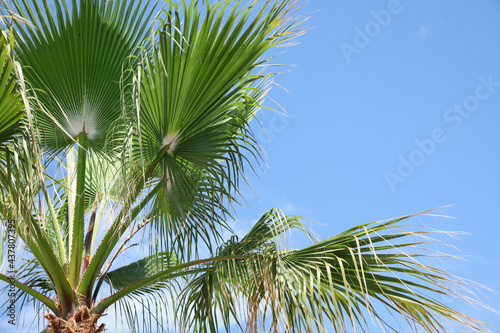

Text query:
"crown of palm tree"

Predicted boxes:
[[0, 1, 495, 333]]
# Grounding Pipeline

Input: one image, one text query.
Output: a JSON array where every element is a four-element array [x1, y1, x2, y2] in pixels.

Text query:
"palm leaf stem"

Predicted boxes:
[[91, 214, 151, 304], [11, 213, 76, 317], [69, 134, 88, 288], [40, 179, 67, 270], [77, 145, 168, 296], [91, 255, 249, 315], [0, 273, 58, 313]]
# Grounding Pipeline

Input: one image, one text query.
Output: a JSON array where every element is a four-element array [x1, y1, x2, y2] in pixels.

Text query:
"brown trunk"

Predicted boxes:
[[44, 307, 105, 333]]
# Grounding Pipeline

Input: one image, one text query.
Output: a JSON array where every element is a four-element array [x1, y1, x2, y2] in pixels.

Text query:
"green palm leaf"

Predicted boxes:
[[132, 0, 305, 259], [178, 210, 492, 333], [105, 251, 179, 291], [0, 258, 56, 321], [10, 0, 158, 153], [7, 0, 161, 289], [103, 252, 181, 332], [0, 30, 23, 146]]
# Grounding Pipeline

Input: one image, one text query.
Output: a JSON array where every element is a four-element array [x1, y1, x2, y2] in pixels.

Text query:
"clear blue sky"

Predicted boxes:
[[237, 0, 500, 331]]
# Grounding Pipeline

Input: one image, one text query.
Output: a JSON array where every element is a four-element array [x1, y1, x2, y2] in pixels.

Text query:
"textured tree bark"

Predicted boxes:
[[44, 307, 104, 333]]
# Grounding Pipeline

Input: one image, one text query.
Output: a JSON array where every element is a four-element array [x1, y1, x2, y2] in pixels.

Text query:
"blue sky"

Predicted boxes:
[[237, 0, 500, 331]]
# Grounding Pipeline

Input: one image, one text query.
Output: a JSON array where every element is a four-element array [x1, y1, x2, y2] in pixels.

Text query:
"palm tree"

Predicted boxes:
[[0, 0, 494, 332]]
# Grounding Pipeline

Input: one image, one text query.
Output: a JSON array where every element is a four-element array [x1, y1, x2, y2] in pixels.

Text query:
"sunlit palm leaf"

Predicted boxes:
[[7, 0, 161, 290], [76, 0, 305, 306], [133, 0, 305, 260], [0, 27, 25, 250], [178, 210, 492, 333], [178, 208, 306, 332], [10, 0, 158, 153], [0, 30, 23, 146]]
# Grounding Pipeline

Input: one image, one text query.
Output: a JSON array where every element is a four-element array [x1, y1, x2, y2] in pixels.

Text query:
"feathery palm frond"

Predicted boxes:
[[178, 210, 493, 333]]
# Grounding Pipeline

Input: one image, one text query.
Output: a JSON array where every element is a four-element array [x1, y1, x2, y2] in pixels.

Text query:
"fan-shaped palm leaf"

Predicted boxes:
[[78, 0, 306, 301], [129, 0, 304, 259], [10, 0, 158, 153], [0, 29, 24, 146]]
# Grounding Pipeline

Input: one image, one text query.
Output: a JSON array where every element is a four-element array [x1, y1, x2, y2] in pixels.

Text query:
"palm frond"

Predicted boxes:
[[105, 251, 179, 291], [178, 210, 493, 333], [131, 0, 305, 261], [0, 258, 55, 318], [102, 252, 181, 333], [0, 29, 24, 146], [78, 0, 306, 301], [9, 0, 158, 154]]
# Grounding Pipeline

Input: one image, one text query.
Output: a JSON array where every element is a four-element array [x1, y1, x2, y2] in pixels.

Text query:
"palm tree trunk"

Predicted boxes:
[[44, 307, 104, 333]]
